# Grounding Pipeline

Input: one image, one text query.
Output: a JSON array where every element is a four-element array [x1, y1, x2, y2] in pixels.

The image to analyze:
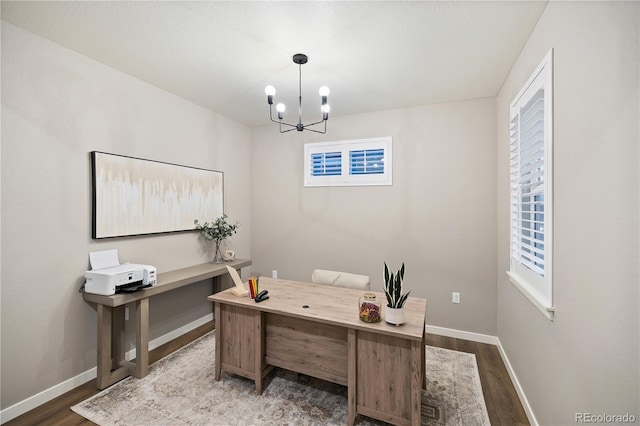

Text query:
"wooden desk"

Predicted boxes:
[[208, 277, 427, 426], [83, 258, 251, 389]]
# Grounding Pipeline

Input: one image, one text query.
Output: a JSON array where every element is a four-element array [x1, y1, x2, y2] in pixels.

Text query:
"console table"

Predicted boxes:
[[83, 258, 251, 389], [209, 277, 427, 426]]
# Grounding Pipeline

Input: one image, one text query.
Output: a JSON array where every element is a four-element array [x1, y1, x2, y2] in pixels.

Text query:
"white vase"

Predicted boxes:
[[385, 307, 406, 325]]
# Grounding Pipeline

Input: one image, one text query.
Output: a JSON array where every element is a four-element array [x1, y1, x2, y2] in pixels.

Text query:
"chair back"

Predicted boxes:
[[311, 269, 370, 290]]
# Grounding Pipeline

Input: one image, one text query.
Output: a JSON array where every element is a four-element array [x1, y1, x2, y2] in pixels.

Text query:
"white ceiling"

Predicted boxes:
[[1, 1, 547, 128]]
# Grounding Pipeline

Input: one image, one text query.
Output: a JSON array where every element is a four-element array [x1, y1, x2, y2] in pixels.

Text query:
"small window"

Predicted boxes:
[[507, 49, 554, 320], [304, 137, 392, 187]]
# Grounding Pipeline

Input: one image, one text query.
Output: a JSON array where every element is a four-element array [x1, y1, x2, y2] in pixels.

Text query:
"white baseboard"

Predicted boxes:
[[0, 313, 214, 425], [426, 324, 537, 425], [495, 338, 539, 426], [125, 313, 213, 361], [0, 367, 97, 425], [426, 324, 499, 345]]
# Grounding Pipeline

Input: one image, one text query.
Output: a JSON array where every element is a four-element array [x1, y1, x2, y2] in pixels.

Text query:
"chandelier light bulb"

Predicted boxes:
[[265, 85, 276, 96], [321, 104, 330, 121], [276, 102, 286, 120], [318, 86, 330, 97]]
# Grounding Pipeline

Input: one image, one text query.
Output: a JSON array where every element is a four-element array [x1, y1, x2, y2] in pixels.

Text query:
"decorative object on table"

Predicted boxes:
[[91, 151, 223, 239], [194, 214, 239, 263], [223, 250, 236, 261], [384, 262, 410, 325], [358, 292, 382, 323], [225, 265, 249, 297], [248, 276, 260, 299]]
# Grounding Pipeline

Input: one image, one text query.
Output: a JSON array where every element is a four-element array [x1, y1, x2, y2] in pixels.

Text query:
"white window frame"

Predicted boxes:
[[304, 137, 392, 187], [507, 49, 554, 321]]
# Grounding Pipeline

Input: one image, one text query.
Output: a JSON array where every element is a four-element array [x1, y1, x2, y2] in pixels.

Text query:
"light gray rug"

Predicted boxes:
[[72, 332, 490, 425]]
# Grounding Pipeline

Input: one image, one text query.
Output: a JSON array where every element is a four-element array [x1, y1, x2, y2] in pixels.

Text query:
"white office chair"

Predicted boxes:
[[311, 269, 371, 290]]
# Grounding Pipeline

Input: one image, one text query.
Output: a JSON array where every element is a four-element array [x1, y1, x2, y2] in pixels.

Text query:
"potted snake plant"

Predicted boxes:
[[384, 262, 410, 325]]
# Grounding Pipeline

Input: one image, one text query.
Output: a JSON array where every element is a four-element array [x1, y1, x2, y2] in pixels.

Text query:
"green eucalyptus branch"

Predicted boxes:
[[193, 214, 239, 244]]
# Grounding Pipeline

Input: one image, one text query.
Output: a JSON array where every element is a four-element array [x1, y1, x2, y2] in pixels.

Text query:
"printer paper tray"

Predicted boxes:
[[116, 281, 152, 294]]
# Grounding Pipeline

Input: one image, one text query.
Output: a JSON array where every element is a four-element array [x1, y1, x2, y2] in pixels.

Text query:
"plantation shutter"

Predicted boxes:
[[350, 149, 385, 175], [311, 152, 342, 176], [507, 49, 554, 320], [510, 89, 545, 276]]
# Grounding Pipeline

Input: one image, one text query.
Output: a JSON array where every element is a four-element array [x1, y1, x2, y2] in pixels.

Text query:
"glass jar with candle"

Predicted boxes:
[[359, 292, 382, 323]]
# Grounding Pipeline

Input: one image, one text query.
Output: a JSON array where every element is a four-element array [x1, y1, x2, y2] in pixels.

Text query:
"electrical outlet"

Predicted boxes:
[[272, 270, 278, 279], [452, 292, 461, 304]]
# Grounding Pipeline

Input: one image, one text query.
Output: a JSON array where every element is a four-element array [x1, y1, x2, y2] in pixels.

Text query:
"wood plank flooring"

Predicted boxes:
[[425, 333, 530, 426], [6, 322, 528, 426]]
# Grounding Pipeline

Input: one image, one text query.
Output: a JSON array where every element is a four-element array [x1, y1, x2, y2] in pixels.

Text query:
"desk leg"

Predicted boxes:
[[214, 303, 222, 381], [411, 339, 422, 426], [134, 298, 149, 379], [347, 328, 357, 426], [422, 331, 427, 390], [254, 310, 264, 394], [97, 304, 112, 390]]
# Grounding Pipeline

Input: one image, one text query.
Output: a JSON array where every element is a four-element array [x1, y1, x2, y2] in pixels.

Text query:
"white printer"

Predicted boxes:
[[84, 250, 157, 296], [84, 263, 157, 296]]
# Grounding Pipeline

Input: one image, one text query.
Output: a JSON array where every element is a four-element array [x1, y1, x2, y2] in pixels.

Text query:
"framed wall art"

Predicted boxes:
[[91, 151, 223, 239]]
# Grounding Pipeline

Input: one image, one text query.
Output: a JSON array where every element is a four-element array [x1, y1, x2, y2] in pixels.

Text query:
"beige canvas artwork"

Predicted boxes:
[[92, 152, 223, 238]]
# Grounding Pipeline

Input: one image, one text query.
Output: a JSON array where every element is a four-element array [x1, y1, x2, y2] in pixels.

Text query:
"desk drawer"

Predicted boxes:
[[265, 313, 348, 385]]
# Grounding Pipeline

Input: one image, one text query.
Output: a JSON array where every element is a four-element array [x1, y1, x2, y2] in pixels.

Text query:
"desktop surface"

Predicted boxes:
[[208, 276, 426, 341]]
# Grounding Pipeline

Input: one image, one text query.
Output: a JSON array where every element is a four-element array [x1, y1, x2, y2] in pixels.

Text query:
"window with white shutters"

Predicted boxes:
[[507, 49, 554, 320], [304, 137, 392, 187]]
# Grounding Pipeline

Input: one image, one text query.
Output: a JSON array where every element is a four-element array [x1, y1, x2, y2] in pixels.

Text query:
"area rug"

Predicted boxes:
[[72, 332, 490, 425]]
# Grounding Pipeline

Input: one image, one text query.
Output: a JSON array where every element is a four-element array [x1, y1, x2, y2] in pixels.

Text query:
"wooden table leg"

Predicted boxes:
[[112, 305, 126, 370], [347, 328, 357, 426], [411, 339, 422, 426], [97, 304, 112, 390], [134, 298, 149, 378], [214, 302, 222, 381], [254, 310, 264, 394], [422, 331, 427, 389]]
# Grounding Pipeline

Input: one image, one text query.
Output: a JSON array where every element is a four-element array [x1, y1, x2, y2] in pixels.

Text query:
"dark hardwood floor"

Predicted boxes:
[[6, 322, 528, 426], [425, 333, 530, 426]]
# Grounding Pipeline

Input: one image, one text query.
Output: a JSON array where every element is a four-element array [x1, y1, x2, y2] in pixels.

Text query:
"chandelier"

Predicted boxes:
[[264, 53, 330, 134]]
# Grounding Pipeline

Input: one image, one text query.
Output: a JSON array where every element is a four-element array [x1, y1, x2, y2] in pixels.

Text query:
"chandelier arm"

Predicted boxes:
[[277, 121, 298, 129], [268, 104, 280, 123], [303, 118, 327, 127], [300, 121, 327, 134], [269, 105, 299, 127], [279, 125, 297, 134]]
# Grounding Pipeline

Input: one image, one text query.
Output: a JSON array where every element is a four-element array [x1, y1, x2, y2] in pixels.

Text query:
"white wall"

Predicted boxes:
[[1, 22, 251, 410], [251, 98, 498, 335], [496, 2, 639, 423]]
